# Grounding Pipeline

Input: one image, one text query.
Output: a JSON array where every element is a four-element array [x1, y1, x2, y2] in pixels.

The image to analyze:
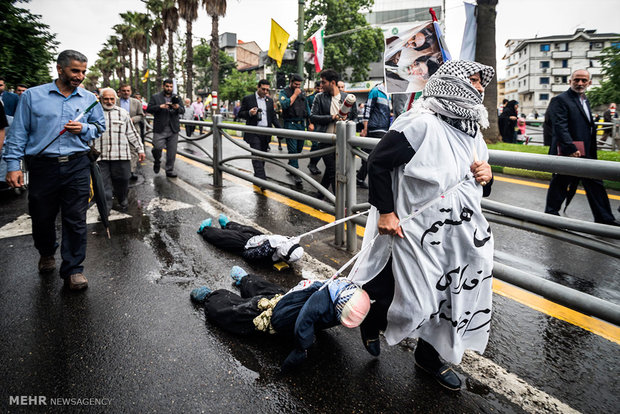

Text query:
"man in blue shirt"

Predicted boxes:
[[3, 49, 106, 290]]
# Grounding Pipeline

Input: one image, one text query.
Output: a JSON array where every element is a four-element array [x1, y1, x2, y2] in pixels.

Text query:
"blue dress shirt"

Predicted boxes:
[[119, 97, 130, 113], [2, 81, 106, 172]]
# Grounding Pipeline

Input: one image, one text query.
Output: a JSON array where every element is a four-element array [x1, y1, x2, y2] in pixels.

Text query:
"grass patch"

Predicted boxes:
[[488, 143, 619, 189]]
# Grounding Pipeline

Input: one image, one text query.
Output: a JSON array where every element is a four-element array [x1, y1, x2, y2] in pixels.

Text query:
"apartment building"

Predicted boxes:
[[502, 29, 619, 116]]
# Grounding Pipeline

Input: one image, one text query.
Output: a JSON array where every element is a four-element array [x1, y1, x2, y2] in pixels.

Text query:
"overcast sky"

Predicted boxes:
[[25, 0, 619, 80]]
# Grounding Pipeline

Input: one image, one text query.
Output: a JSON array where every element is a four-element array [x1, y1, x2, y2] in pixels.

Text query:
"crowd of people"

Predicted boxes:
[[0, 48, 617, 393]]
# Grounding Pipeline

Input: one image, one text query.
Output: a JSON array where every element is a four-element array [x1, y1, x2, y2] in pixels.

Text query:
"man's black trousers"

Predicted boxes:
[[545, 173, 615, 223], [27, 154, 91, 278], [204, 274, 285, 335], [244, 132, 270, 179], [199, 221, 262, 254]]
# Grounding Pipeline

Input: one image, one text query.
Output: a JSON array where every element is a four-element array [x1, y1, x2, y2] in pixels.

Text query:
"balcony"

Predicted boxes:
[[552, 51, 572, 59], [589, 67, 602, 76], [552, 84, 568, 93], [587, 50, 602, 58], [551, 67, 571, 76]]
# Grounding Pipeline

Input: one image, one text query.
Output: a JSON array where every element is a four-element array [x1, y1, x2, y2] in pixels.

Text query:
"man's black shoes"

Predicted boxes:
[[153, 162, 161, 174], [360, 324, 380, 356], [166, 171, 177, 178], [414, 359, 462, 391], [308, 164, 321, 175]]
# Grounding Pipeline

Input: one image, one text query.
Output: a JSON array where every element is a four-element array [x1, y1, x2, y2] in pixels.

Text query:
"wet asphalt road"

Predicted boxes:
[[0, 135, 618, 413]]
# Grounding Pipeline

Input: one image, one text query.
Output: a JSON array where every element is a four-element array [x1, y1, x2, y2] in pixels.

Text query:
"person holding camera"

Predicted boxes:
[[147, 79, 184, 178], [238, 79, 280, 180]]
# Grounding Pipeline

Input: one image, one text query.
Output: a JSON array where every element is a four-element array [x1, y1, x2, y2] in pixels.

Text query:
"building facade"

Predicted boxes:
[[502, 29, 619, 117]]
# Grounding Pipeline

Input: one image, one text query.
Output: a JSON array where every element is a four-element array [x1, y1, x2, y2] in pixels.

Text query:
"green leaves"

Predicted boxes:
[[220, 70, 257, 102], [0, 0, 57, 87], [303, 0, 383, 82], [587, 41, 620, 107]]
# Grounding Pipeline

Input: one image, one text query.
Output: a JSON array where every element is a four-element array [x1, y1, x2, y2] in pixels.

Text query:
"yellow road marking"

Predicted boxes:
[[494, 175, 620, 200], [493, 279, 620, 345], [172, 150, 619, 342]]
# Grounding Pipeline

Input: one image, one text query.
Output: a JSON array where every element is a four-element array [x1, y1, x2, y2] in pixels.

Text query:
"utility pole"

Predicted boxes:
[[297, 0, 305, 76]]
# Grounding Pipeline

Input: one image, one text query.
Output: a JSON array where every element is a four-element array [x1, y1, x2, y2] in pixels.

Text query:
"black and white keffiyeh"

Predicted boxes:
[[421, 60, 495, 136]]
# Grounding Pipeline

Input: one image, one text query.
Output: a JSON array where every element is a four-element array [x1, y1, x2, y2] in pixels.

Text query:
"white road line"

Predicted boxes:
[[0, 198, 191, 240], [173, 175, 581, 414]]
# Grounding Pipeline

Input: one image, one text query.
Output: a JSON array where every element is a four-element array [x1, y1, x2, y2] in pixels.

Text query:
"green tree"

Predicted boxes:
[[220, 70, 257, 102], [193, 39, 235, 92], [147, 0, 167, 87], [304, 0, 383, 82], [0, 0, 58, 87], [587, 42, 620, 107]]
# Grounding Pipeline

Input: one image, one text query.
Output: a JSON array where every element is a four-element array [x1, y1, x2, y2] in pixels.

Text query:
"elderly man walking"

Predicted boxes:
[[544, 69, 618, 225], [97, 88, 145, 213], [3, 50, 105, 290]]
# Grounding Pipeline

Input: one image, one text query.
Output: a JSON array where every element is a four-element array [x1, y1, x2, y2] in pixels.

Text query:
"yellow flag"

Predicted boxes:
[[141, 69, 149, 83], [268, 19, 290, 67]]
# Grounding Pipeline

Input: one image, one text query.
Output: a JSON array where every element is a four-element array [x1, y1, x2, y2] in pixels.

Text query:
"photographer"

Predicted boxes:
[[146, 79, 184, 178], [238, 79, 280, 180]]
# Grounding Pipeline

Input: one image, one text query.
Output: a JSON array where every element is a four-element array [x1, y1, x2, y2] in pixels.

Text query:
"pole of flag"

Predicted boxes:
[[429, 8, 452, 62]]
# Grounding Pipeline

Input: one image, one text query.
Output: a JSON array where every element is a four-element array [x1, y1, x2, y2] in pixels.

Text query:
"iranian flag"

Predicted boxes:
[[310, 26, 325, 73]]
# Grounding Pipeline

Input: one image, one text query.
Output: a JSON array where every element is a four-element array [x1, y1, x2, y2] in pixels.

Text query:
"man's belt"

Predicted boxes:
[[28, 150, 89, 163], [284, 119, 305, 124]]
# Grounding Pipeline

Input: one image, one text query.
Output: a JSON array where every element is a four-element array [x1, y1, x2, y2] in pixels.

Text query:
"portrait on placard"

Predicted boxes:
[[384, 22, 444, 94]]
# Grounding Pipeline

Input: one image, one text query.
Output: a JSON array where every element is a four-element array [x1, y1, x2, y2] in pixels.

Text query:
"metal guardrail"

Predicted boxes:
[[145, 115, 620, 325]]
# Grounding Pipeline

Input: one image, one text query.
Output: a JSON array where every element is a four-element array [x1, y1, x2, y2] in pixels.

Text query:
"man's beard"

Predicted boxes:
[[102, 103, 115, 110]]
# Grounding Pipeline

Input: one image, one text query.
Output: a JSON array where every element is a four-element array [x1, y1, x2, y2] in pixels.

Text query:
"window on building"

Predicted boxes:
[[540, 61, 550, 68], [540, 44, 550, 52], [612, 42, 620, 49], [589, 60, 594, 67], [540, 93, 549, 101], [562, 76, 568, 83], [540, 77, 550, 84], [562, 59, 568, 68]]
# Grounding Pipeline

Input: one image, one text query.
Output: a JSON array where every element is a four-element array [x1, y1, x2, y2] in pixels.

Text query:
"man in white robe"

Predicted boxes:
[[349, 60, 495, 391]]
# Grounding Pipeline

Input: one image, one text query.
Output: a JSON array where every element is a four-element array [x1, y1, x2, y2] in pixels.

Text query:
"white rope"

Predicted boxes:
[[296, 209, 370, 240], [321, 176, 472, 290]]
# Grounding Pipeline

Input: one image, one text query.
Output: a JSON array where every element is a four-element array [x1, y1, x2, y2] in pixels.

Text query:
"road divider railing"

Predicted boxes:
[[144, 115, 620, 326]]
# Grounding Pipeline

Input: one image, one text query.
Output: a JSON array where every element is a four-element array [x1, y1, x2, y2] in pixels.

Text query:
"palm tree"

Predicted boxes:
[[475, 0, 499, 142], [120, 11, 150, 92], [203, 0, 227, 108], [147, 0, 167, 89], [162, 0, 179, 79], [178, 0, 199, 100], [113, 23, 134, 86]]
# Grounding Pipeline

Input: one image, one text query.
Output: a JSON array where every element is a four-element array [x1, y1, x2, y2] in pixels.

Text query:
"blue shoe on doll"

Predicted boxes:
[[230, 266, 248, 286], [190, 286, 212, 303], [218, 214, 230, 228], [197, 218, 212, 233]]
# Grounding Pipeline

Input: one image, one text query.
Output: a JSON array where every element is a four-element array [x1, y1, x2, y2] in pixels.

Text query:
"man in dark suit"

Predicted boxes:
[[238, 79, 280, 180], [146, 79, 184, 177], [544, 69, 617, 225], [0, 77, 19, 118]]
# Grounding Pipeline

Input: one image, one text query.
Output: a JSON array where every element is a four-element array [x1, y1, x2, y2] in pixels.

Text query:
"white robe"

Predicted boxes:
[[349, 113, 494, 364]]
